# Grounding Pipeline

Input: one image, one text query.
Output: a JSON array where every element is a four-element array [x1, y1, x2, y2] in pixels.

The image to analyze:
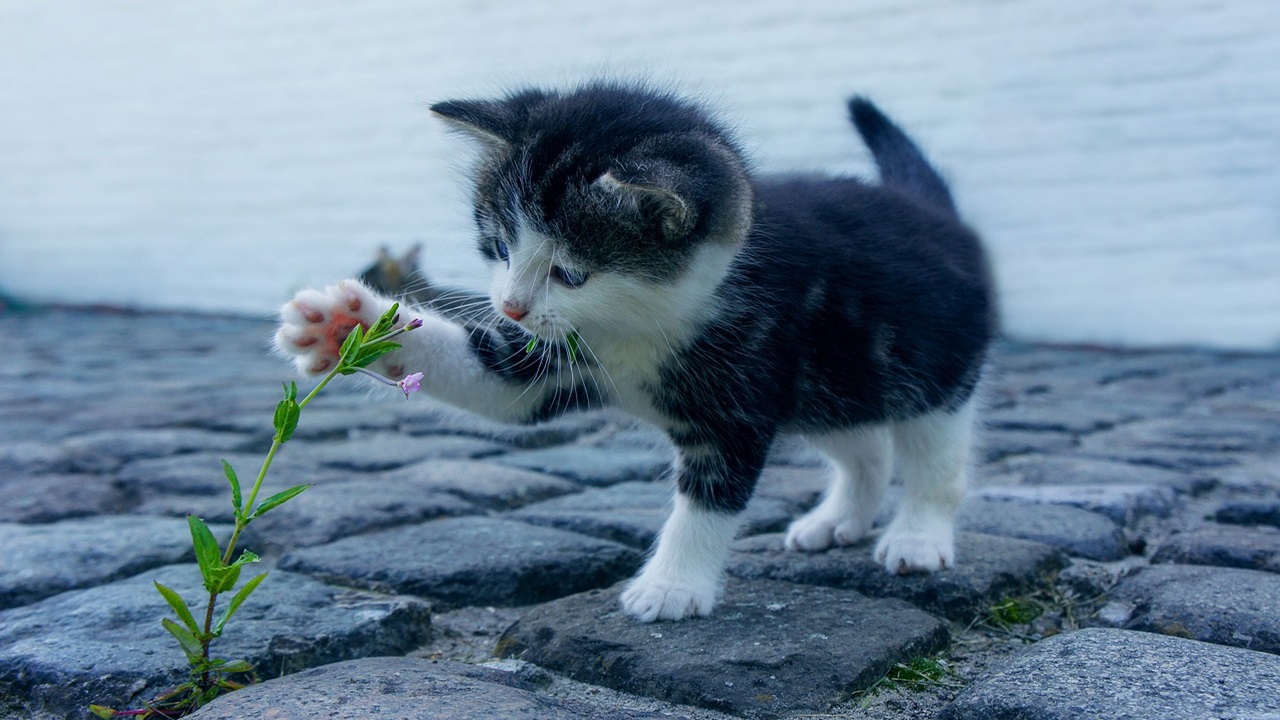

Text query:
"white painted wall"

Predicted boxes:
[[0, 1, 1276, 348]]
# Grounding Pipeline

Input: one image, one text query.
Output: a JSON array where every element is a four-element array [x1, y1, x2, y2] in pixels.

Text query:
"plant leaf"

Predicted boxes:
[[215, 658, 255, 675], [368, 303, 400, 339], [525, 336, 539, 354], [353, 341, 401, 368], [221, 460, 243, 516], [187, 515, 222, 592], [214, 572, 268, 635], [272, 398, 301, 443], [338, 323, 366, 365], [231, 549, 261, 567], [211, 547, 261, 592], [195, 683, 223, 706], [211, 563, 241, 594], [248, 484, 310, 521], [88, 705, 117, 719], [566, 331, 581, 362], [162, 617, 205, 662], [154, 581, 199, 635]]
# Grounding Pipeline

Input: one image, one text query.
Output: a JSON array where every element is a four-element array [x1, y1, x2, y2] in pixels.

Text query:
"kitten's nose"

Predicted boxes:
[[502, 301, 528, 322]]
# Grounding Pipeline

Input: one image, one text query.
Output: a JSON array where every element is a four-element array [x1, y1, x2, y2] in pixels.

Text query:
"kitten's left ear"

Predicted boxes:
[[431, 89, 546, 149], [596, 165, 697, 241]]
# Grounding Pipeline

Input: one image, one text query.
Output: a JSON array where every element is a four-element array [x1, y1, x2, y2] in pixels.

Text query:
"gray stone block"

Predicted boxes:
[[375, 458, 581, 509], [57, 428, 250, 474], [0, 473, 131, 523], [979, 429, 1076, 463], [1009, 456, 1209, 495], [957, 499, 1129, 561], [1087, 415, 1280, 456], [0, 564, 431, 719], [279, 517, 642, 609], [493, 445, 672, 487], [727, 532, 1065, 621], [0, 440, 69, 477], [509, 480, 798, 549], [114, 451, 346, 497], [295, 433, 507, 472], [941, 628, 1280, 720], [1215, 499, 1280, 529], [187, 656, 664, 720], [1151, 523, 1280, 574], [243, 478, 480, 551], [497, 579, 949, 719], [973, 483, 1177, 525], [1110, 564, 1280, 654], [398, 404, 611, 448], [0, 516, 225, 610]]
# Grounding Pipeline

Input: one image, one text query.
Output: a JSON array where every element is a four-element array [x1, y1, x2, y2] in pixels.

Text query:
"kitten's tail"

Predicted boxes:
[[848, 97, 958, 217]]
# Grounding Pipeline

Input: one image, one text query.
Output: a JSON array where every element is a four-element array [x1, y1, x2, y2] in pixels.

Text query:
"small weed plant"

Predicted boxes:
[[91, 305, 421, 719]]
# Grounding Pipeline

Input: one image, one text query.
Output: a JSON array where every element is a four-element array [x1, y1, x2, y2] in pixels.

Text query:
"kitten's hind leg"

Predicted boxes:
[[875, 399, 976, 573], [785, 426, 892, 551]]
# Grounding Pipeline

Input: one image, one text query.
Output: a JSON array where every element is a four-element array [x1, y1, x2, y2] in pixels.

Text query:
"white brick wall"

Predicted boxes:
[[0, 0, 1276, 348]]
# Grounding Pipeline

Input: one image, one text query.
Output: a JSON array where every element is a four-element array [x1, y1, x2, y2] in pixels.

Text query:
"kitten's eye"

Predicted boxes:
[[494, 240, 510, 264], [551, 265, 590, 288]]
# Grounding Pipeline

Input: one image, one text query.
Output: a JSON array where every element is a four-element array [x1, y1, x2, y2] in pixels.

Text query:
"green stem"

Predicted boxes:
[[197, 363, 344, 685], [192, 321, 408, 691], [218, 365, 339, 566]]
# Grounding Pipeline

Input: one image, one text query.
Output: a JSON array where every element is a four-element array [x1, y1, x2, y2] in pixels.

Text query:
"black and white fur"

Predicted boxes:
[[276, 82, 995, 622]]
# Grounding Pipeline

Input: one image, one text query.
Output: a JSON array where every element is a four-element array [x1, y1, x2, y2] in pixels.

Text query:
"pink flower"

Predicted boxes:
[[406, 318, 424, 330], [398, 372, 424, 398]]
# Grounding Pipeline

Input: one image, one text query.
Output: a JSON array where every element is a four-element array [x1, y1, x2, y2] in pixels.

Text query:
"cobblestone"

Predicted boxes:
[[941, 628, 1280, 720], [1, 307, 1277, 719]]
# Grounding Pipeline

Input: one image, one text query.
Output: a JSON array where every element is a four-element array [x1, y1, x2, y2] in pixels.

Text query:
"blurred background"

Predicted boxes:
[[0, 0, 1275, 348]]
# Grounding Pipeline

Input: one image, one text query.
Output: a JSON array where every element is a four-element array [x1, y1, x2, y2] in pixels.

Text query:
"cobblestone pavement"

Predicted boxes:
[[1, 307, 1278, 719]]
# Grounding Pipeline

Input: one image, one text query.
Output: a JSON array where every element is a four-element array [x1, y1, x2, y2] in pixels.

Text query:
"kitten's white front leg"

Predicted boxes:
[[275, 280, 402, 376], [620, 494, 741, 622], [275, 280, 555, 422]]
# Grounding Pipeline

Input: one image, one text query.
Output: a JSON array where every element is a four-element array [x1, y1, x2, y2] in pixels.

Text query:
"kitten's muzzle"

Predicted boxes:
[[502, 300, 529, 322]]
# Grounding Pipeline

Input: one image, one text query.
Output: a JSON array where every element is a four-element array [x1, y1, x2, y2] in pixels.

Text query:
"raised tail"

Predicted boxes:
[[848, 96, 957, 217]]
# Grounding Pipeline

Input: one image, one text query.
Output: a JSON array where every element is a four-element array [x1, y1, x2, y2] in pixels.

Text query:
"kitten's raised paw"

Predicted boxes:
[[275, 281, 389, 376], [874, 526, 955, 574], [620, 576, 716, 622], [784, 509, 868, 552]]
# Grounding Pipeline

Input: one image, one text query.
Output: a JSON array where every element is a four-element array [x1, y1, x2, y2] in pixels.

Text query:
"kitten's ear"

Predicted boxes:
[[596, 166, 697, 241], [431, 90, 545, 149], [431, 100, 512, 147]]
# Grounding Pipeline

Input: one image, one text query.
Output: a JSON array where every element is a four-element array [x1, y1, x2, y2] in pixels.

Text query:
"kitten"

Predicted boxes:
[[276, 82, 995, 622]]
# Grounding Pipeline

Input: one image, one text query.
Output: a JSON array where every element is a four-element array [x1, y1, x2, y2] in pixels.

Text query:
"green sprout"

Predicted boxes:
[[91, 305, 421, 719], [523, 331, 581, 363], [854, 656, 960, 707], [988, 596, 1044, 629]]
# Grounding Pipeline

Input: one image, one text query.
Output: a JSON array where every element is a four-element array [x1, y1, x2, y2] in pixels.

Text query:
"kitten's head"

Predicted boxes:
[[432, 82, 752, 344]]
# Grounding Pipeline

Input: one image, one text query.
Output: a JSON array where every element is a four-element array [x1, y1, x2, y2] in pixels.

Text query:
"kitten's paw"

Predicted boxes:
[[874, 525, 955, 574], [784, 509, 869, 551], [620, 576, 717, 622], [275, 281, 389, 376]]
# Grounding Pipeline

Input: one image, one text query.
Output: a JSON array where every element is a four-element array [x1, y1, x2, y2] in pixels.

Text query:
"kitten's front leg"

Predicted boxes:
[[620, 493, 742, 622], [275, 280, 574, 423], [275, 280, 404, 377], [620, 439, 768, 622]]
